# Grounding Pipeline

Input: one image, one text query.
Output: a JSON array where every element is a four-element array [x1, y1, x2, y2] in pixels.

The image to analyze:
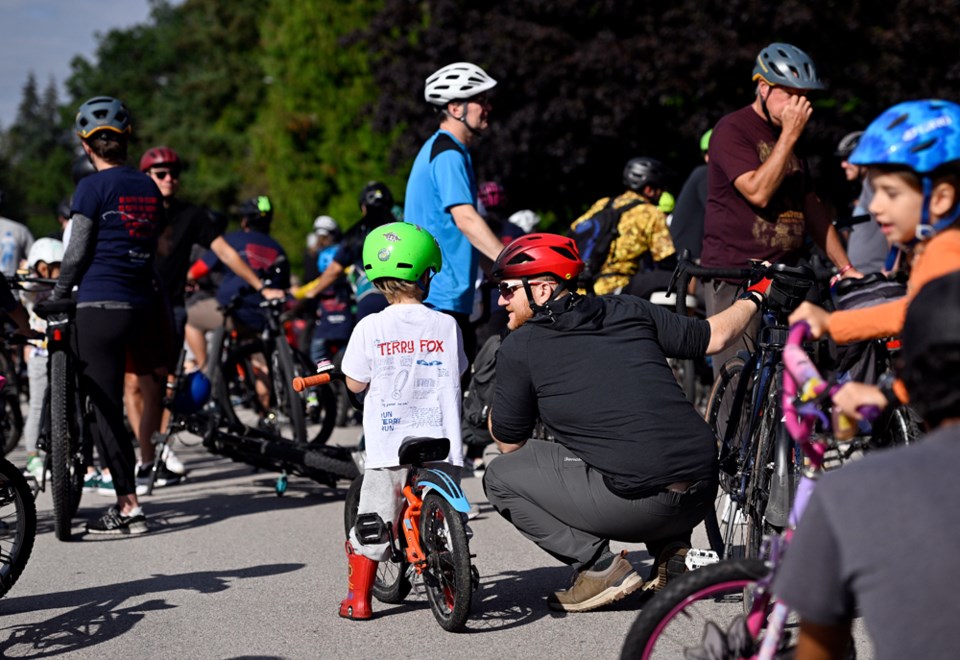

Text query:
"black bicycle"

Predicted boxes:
[[33, 298, 88, 541], [0, 446, 36, 597]]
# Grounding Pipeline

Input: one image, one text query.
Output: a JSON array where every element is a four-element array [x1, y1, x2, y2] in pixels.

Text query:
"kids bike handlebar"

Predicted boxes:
[[782, 322, 881, 463], [292, 372, 332, 392]]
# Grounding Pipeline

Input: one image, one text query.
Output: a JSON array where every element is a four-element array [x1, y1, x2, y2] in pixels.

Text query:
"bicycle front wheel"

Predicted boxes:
[[620, 558, 770, 660], [49, 350, 82, 542], [0, 457, 36, 598], [343, 475, 412, 604], [420, 491, 473, 632], [268, 337, 307, 444]]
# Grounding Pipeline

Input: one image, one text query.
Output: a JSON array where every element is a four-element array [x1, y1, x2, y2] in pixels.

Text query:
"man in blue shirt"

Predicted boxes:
[[404, 62, 505, 360]]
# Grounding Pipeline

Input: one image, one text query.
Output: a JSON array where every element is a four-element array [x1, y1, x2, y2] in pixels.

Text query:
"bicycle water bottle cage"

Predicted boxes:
[[766, 263, 814, 314], [355, 512, 388, 544], [398, 436, 450, 467]]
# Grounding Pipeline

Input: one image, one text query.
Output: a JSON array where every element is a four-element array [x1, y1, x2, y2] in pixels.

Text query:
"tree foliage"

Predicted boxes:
[[1, 0, 959, 253]]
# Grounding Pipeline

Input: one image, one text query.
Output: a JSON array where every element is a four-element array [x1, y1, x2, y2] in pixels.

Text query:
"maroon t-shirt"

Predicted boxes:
[[702, 104, 813, 269]]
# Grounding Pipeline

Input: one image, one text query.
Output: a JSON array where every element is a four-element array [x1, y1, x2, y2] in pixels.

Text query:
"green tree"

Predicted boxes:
[[254, 0, 403, 260]]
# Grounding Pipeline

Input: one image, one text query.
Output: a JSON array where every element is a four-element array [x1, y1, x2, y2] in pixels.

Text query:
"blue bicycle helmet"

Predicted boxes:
[[851, 99, 960, 240], [173, 371, 212, 414]]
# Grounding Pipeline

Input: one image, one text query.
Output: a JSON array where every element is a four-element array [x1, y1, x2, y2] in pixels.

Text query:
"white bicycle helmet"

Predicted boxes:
[[27, 237, 64, 269], [507, 209, 541, 234], [312, 215, 340, 237], [424, 62, 497, 106]]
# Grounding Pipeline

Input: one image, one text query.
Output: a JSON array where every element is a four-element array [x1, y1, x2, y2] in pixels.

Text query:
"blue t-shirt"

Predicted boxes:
[[332, 224, 386, 319], [404, 130, 479, 314], [203, 229, 290, 330], [71, 166, 163, 306]]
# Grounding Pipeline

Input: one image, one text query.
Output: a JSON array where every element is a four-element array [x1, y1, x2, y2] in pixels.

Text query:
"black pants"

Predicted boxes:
[[483, 440, 716, 570], [75, 306, 159, 496]]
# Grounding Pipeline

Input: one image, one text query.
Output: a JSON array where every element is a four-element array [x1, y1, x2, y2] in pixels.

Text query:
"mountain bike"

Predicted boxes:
[[0, 335, 24, 456], [295, 371, 479, 632], [620, 321, 879, 659]]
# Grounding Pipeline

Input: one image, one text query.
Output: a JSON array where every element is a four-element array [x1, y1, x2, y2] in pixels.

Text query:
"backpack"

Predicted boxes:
[[461, 334, 501, 447], [569, 197, 644, 291]]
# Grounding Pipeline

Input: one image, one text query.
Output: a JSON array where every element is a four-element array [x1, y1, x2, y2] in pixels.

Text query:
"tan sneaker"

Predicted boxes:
[[642, 541, 690, 592], [547, 551, 644, 612]]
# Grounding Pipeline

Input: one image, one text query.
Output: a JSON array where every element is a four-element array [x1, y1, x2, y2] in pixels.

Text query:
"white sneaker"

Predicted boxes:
[[160, 445, 186, 475]]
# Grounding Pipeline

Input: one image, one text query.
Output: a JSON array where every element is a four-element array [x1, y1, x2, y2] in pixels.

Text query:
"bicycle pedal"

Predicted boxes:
[[684, 548, 720, 571]]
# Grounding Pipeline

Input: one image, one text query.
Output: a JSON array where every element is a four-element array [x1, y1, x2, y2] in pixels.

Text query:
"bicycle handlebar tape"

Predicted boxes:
[[292, 372, 331, 392]]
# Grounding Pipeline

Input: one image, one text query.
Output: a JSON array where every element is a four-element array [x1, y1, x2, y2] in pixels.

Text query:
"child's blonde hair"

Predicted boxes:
[[373, 277, 423, 303]]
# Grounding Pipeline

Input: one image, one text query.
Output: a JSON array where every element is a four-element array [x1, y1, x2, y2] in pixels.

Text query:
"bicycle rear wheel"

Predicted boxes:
[[49, 350, 82, 542], [420, 491, 473, 632], [343, 475, 412, 604], [268, 337, 306, 444], [620, 558, 772, 660], [0, 457, 36, 598]]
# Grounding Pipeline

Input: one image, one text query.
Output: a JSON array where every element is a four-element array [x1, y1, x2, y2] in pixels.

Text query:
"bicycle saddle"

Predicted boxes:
[[33, 298, 76, 319], [833, 272, 886, 296], [398, 436, 451, 466]]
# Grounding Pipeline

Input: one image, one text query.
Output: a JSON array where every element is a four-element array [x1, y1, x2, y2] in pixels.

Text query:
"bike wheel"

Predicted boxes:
[[0, 391, 23, 456], [343, 475, 412, 604], [0, 457, 36, 598], [268, 337, 306, 444], [871, 404, 921, 449], [621, 558, 771, 659], [420, 491, 473, 632], [293, 351, 337, 445], [704, 357, 752, 560], [745, 378, 794, 560], [50, 350, 82, 542]]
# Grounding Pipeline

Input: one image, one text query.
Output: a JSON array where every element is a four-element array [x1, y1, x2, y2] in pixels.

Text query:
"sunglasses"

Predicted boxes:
[[150, 169, 180, 181], [498, 280, 549, 298]]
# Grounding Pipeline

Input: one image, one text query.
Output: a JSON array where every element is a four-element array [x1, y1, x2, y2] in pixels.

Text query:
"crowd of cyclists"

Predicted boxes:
[[0, 38, 958, 654]]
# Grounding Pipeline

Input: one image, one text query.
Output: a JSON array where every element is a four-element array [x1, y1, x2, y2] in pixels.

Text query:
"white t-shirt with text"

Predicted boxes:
[[341, 303, 467, 469]]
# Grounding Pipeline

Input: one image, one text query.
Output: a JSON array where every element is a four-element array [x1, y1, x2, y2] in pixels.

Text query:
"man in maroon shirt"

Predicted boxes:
[[702, 43, 860, 374]]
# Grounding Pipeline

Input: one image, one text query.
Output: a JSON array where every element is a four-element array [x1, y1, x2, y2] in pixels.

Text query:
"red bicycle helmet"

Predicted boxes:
[[492, 233, 583, 283], [139, 146, 181, 172]]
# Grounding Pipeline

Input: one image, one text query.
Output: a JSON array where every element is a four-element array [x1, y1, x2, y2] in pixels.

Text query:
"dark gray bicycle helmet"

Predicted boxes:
[[623, 157, 667, 192], [75, 96, 132, 139], [359, 181, 394, 212], [752, 43, 824, 90], [835, 131, 864, 159]]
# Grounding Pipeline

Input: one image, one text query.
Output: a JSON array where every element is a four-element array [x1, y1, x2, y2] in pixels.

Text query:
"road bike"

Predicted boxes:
[[669, 255, 820, 562], [620, 321, 879, 659], [295, 371, 479, 632]]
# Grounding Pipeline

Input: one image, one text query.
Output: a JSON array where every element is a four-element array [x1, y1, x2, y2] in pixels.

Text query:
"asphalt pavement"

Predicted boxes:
[[1, 420, 873, 659]]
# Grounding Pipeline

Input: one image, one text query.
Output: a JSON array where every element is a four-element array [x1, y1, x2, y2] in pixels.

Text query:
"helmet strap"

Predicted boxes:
[[456, 101, 484, 137], [915, 175, 960, 241], [758, 85, 777, 130]]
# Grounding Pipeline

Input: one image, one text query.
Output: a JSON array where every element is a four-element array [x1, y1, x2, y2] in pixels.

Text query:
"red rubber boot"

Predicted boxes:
[[338, 541, 376, 620]]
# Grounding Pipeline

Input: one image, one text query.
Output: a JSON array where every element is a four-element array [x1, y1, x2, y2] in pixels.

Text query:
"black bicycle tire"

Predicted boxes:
[[303, 447, 359, 482], [0, 456, 37, 598], [704, 357, 751, 560], [270, 336, 306, 444], [872, 404, 921, 449], [0, 391, 23, 456], [343, 475, 413, 603], [420, 491, 473, 632], [50, 349, 79, 542], [746, 378, 787, 560], [620, 558, 770, 660]]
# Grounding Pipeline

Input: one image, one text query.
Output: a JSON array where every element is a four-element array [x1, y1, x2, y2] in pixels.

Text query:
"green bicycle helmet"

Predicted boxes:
[[362, 222, 442, 282]]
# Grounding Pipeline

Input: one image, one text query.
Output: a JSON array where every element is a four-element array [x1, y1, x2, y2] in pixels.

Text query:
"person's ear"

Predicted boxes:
[[929, 181, 958, 220]]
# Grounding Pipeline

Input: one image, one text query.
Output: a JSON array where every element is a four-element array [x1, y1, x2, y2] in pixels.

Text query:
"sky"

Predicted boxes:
[[0, 0, 162, 129]]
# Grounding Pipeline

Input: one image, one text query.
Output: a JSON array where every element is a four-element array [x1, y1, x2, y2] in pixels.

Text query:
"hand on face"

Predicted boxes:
[[779, 94, 812, 137]]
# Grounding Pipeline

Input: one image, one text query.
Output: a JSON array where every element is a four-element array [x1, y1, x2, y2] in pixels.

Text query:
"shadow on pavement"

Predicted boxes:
[[0, 563, 304, 658]]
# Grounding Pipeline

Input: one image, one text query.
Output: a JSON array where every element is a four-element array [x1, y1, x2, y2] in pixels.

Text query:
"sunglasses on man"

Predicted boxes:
[[150, 168, 180, 181]]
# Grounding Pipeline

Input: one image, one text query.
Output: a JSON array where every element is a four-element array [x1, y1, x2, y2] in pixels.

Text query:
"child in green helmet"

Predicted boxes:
[[338, 222, 468, 620]]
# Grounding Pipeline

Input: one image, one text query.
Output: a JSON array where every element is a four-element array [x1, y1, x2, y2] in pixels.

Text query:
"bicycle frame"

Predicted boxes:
[[398, 467, 471, 571]]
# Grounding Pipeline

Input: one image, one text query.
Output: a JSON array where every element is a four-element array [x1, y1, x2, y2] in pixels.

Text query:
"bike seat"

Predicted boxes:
[[398, 436, 450, 466], [648, 291, 699, 311], [834, 272, 885, 296], [33, 299, 76, 319]]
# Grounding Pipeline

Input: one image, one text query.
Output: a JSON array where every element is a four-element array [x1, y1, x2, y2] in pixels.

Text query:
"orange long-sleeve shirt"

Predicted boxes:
[[827, 228, 960, 344]]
